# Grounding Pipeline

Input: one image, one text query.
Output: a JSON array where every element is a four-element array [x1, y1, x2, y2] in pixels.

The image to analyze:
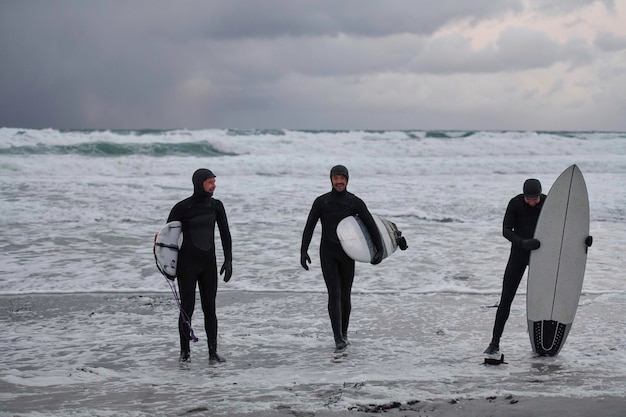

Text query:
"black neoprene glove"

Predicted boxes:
[[520, 238, 541, 251], [300, 251, 311, 270], [220, 261, 232, 282]]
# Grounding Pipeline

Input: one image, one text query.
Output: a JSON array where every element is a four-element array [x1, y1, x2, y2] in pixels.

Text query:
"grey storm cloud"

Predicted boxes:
[[0, 0, 624, 130], [163, 0, 526, 39], [594, 31, 626, 51], [530, 0, 615, 14], [407, 27, 595, 74]]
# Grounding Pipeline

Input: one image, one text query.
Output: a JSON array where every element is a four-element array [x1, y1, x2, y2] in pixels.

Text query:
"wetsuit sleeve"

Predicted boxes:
[[167, 201, 184, 223], [502, 198, 523, 247], [215, 200, 232, 263], [353, 198, 384, 252], [301, 198, 321, 253]]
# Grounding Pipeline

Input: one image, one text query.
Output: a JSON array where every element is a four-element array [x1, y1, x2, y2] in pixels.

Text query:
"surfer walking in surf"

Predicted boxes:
[[484, 179, 546, 355], [300, 165, 384, 352], [167, 168, 233, 363]]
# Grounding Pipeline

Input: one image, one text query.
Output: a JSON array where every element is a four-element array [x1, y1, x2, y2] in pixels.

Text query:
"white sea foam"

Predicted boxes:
[[0, 128, 623, 295]]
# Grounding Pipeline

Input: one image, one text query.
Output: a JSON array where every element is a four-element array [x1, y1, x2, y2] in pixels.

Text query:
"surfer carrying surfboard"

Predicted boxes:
[[166, 168, 233, 363], [300, 165, 384, 352], [484, 179, 546, 355]]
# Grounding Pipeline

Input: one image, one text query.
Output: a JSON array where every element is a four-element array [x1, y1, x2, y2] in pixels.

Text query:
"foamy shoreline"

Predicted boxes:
[[1, 292, 624, 416]]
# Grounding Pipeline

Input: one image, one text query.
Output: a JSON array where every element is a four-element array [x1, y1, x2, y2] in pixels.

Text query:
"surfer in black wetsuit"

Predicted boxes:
[[484, 179, 546, 355], [167, 168, 232, 363], [300, 165, 384, 351]]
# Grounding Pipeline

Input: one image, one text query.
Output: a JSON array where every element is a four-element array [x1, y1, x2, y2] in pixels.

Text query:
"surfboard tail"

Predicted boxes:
[[379, 218, 399, 252], [528, 320, 572, 356]]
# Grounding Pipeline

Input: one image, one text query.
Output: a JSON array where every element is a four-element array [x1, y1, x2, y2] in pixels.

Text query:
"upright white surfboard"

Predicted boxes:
[[527, 165, 590, 356]]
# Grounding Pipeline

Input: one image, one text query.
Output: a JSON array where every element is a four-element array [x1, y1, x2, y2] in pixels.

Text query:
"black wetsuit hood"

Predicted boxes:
[[330, 165, 349, 196], [192, 169, 216, 198], [330, 165, 349, 182], [523, 179, 542, 198]]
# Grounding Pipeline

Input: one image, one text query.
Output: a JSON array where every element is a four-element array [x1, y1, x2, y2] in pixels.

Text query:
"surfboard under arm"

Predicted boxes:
[[154, 221, 182, 279], [336, 214, 400, 263]]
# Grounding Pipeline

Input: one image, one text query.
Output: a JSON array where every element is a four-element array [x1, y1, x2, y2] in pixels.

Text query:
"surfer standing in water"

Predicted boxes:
[[300, 165, 384, 352], [167, 169, 232, 363], [484, 179, 546, 355]]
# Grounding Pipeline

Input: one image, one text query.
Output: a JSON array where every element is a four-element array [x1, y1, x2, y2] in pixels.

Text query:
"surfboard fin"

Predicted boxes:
[[394, 228, 408, 250]]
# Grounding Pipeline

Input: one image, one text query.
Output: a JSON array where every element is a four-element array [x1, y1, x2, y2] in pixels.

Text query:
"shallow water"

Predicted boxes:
[[0, 291, 624, 416]]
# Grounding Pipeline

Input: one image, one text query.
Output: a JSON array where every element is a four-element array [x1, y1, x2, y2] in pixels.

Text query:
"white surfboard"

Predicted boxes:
[[527, 165, 590, 356], [154, 221, 182, 279], [336, 214, 400, 263]]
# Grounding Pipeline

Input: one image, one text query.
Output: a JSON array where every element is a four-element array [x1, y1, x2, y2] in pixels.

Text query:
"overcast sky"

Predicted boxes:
[[1, 0, 625, 131]]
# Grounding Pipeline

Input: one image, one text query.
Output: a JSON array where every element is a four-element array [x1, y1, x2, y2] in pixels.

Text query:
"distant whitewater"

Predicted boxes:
[[0, 127, 624, 295]]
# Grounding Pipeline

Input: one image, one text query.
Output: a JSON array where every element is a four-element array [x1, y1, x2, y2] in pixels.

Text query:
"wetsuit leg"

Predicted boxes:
[[321, 245, 355, 344], [338, 256, 355, 339], [176, 263, 198, 353], [197, 248, 219, 353], [320, 245, 345, 345], [491, 251, 529, 344]]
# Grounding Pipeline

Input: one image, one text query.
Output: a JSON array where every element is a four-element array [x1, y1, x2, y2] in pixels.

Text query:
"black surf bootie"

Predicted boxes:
[[209, 352, 226, 363], [209, 342, 225, 363], [335, 339, 348, 352], [484, 342, 500, 355], [179, 350, 191, 362]]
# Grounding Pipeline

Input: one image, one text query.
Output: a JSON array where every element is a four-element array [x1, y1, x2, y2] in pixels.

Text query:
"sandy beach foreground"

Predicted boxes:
[[1, 292, 624, 416], [229, 395, 626, 417]]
